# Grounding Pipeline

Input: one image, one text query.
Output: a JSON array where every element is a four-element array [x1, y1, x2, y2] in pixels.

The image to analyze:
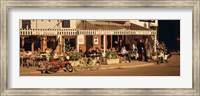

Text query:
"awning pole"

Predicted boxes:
[[77, 35, 79, 52], [103, 35, 106, 55], [63, 37, 65, 53], [154, 34, 157, 53]]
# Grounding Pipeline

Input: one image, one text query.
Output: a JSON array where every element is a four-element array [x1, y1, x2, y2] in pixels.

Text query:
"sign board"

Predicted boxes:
[[78, 35, 84, 44], [94, 36, 98, 44]]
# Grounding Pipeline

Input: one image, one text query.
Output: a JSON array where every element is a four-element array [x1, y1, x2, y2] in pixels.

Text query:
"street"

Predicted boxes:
[[20, 53, 180, 76]]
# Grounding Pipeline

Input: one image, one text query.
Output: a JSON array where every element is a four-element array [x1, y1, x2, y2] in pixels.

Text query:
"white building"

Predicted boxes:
[[20, 20, 158, 53]]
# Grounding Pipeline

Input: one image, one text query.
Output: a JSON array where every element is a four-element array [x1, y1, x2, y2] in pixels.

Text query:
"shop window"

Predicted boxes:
[[22, 20, 31, 29], [62, 20, 70, 28]]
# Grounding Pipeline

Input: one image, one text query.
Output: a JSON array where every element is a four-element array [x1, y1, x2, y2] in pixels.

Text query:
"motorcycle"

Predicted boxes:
[[38, 54, 73, 74], [157, 43, 172, 64]]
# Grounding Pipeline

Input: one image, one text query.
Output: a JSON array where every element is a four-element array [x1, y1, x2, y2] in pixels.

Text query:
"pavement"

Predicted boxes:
[[20, 60, 155, 75]]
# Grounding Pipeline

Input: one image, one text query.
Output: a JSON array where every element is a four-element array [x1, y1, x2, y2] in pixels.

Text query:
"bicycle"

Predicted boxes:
[[73, 54, 101, 71]]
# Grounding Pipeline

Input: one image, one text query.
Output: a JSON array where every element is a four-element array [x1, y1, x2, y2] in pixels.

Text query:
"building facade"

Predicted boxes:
[[20, 20, 158, 54]]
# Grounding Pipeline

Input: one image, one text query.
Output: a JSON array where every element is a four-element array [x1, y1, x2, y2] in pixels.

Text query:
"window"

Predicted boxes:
[[22, 20, 31, 29], [62, 20, 70, 28]]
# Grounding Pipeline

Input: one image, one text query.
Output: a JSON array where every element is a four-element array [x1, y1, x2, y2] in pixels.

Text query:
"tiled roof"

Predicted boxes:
[[77, 20, 150, 30], [76, 21, 99, 30]]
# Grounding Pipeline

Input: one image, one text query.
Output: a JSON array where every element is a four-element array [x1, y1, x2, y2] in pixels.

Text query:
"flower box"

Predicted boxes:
[[106, 59, 119, 65]]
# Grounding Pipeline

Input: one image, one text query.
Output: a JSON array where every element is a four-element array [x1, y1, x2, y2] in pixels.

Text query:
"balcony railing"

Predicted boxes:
[[20, 29, 156, 36]]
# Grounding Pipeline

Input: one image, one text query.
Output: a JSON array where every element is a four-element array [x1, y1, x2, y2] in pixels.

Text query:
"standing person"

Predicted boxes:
[[137, 39, 144, 61], [144, 38, 152, 62], [118, 39, 124, 52], [114, 41, 119, 50]]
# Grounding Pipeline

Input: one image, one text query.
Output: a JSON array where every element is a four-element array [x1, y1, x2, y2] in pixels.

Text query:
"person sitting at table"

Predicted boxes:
[[37, 48, 42, 53], [121, 46, 131, 63], [20, 49, 26, 56]]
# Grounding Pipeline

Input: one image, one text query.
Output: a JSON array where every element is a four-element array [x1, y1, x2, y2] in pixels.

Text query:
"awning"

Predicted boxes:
[[76, 20, 99, 30], [96, 25, 124, 30]]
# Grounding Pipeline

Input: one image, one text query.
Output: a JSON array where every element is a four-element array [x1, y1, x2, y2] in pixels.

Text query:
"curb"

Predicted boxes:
[[100, 63, 154, 70], [21, 63, 155, 75]]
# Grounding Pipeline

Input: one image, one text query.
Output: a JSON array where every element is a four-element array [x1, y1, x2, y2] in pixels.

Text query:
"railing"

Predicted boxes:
[[20, 29, 77, 36], [20, 29, 156, 36]]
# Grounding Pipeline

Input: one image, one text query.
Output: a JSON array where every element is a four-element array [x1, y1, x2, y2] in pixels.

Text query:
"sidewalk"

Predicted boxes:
[[100, 60, 154, 70], [20, 60, 155, 74]]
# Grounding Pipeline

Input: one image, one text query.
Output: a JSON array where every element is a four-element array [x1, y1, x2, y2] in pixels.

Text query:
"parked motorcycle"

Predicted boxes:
[[157, 42, 172, 64], [37, 55, 73, 74]]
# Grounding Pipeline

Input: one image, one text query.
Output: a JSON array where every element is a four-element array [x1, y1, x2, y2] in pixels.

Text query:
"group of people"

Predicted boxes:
[[85, 46, 102, 58], [113, 38, 152, 63], [136, 38, 152, 62]]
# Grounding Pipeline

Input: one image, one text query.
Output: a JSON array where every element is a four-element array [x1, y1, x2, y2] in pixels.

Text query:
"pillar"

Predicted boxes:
[[154, 34, 157, 53], [40, 36, 43, 51], [154, 27, 158, 53], [43, 36, 47, 52], [31, 41, 34, 52], [103, 35, 106, 55], [63, 38, 65, 53], [77, 35, 79, 52], [57, 35, 62, 53], [110, 35, 112, 48], [21, 37, 25, 48]]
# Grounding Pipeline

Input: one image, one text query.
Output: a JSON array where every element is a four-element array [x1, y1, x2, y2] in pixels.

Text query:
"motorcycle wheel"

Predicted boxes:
[[157, 57, 161, 64], [66, 64, 73, 72], [166, 58, 170, 63]]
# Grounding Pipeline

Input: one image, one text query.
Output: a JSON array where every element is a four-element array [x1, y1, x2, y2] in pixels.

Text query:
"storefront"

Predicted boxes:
[[20, 21, 157, 54]]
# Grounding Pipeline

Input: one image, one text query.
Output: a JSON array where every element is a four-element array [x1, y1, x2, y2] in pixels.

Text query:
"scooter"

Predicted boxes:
[[37, 55, 73, 74], [157, 48, 171, 64]]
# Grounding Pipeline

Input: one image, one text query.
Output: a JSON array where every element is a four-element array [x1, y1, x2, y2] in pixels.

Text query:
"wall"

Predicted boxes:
[[20, 20, 77, 29]]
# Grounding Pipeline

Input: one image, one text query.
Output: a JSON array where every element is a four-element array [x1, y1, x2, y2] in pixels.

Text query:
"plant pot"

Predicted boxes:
[[106, 59, 119, 65], [152, 56, 157, 60]]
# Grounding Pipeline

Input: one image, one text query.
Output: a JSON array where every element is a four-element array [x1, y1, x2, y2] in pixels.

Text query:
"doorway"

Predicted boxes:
[[86, 35, 93, 50]]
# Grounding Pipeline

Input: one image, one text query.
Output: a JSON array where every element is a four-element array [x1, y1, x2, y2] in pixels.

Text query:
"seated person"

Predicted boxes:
[[121, 46, 131, 63]]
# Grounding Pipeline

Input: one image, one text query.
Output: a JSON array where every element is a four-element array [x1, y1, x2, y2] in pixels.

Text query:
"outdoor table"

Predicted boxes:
[[20, 55, 30, 67]]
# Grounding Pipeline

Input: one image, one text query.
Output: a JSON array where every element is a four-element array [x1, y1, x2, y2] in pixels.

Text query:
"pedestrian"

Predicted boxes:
[[114, 40, 118, 49], [137, 39, 144, 61], [118, 39, 124, 52], [144, 38, 152, 62]]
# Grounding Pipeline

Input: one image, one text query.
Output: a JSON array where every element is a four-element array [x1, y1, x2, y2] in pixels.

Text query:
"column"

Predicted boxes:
[[103, 35, 106, 55], [110, 35, 112, 48], [77, 35, 79, 52], [31, 41, 34, 52], [43, 36, 47, 52], [21, 37, 25, 48], [40, 36, 43, 51], [58, 35, 62, 53], [154, 34, 157, 53], [63, 38, 65, 53]]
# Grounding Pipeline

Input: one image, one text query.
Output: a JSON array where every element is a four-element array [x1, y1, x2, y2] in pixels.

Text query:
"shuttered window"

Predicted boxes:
[[22, 20, 31, 29], [62, 20, 70, 28]]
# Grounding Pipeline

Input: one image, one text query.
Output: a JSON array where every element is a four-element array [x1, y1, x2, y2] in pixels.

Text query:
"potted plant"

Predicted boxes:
[[151, 52, 157, 61], [69, 51, 84, 66], [105, 51, 119, 65]]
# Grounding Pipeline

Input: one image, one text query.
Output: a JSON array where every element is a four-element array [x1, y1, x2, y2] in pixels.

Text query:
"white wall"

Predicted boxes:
[[20, 20, 77, 29], [130, 20, 158, 28]]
